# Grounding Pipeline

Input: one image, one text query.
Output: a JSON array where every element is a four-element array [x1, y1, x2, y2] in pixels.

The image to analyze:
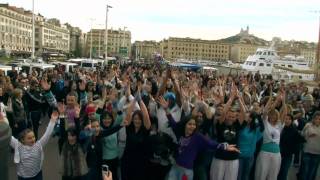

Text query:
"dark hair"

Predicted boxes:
[[286, 114, 294, 121], [19, 129, 33, 142], [176, 116, 197, 138], [66, 128, 78, 137], [101, 111, 114, 127], [249, 112, 262, 132], [128, 110, 144, 130]]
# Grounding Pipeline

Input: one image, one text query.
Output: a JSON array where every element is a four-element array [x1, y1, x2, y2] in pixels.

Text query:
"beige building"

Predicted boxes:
[[160, 37, 230, 61], [0, 4, 32, 56], [35, 17, 70, 56], [86, 28, 131, 58], [65, 23, 83, 57], [132, 40, 160, 60], [300, 48, 316, 65], [230, 44, 259, 62]]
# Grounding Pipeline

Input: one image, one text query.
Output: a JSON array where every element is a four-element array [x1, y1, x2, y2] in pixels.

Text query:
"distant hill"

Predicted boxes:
[[219, 34, 269, 46]]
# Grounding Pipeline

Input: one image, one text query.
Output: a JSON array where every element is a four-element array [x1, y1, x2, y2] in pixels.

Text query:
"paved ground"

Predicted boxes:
[[8, 117, 320, 180]]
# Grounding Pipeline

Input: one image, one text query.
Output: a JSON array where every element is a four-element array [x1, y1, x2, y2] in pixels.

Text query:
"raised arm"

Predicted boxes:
[[157, 69, 169, 97], [236, 90, 248, 125], [39, 111, 59, 147], [220, 83, 236, 124]]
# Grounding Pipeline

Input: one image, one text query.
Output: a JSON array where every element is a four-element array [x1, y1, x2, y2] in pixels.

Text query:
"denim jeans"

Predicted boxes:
[[238, 156, 254, 180], [299, 152, 320, 180], [277, 155, 292, 180], [168, 164, 193, 180], [18, 171, 42, 180]]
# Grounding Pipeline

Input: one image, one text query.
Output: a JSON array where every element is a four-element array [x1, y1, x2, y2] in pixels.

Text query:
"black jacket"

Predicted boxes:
[[280, 125, 306, 157]]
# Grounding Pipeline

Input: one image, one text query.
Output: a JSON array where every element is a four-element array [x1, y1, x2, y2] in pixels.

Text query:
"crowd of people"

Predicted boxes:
[[0, 61, 319, 180]]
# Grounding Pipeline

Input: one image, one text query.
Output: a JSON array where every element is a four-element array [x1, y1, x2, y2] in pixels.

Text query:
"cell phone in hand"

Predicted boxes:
[[102, 165, 109, 175]]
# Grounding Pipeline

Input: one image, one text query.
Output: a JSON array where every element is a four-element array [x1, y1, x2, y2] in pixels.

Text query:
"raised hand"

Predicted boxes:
[[41, 79, 51, 91], [74, 104, 81, 118], [51, 111, 59, 122], [79, 81, 86, 91], [157, 96, 169, 110]]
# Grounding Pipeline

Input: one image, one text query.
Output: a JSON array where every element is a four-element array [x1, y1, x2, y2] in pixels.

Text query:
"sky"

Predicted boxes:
[[3, 0, 320, 42]]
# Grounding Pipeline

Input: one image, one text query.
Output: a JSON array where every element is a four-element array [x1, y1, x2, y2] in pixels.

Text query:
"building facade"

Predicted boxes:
[[65, 23, 83, 57], [85, 28, 131, 58], [0, 4, 32, 57], [300, 48, 316, 65], [230, 44, 259, 62], [132, 40, 161, 60], [160, 37, 230, 61], [35, 17, 70, 56]]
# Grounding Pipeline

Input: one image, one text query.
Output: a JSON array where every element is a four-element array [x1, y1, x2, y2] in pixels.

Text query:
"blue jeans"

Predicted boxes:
[[299, 152, 320, 180], [278, 155, 292, 180], [238, 156, 254, 180], [168, 164, 193, 180], [18, 171, 42, 180]]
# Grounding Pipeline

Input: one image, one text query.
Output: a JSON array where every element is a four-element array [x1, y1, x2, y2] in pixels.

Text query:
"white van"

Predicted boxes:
[[0, 65, 21, 76], [80, 59, 100, 70], [51, 61, 79, 73], [18, 62, 55, 75]]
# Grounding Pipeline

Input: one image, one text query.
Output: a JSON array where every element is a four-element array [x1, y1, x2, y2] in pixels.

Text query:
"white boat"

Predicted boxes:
[[241, 48, 314, 81]]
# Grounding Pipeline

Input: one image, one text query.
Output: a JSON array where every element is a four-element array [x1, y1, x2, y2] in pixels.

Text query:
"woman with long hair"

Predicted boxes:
[[121, 85, 151, 180], [157, 96, 239, 180], [255, 89, 287, 180]]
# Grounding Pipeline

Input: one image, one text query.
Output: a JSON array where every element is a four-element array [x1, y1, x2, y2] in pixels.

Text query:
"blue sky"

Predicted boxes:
[[3, 0, 320, 42]]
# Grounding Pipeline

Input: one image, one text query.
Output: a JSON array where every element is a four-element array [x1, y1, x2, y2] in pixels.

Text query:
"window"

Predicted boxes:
[[288, 65, 293, 68], [259, 63, 264, 66], [253, 62, 256, 66], [266, 64, 271, 67]]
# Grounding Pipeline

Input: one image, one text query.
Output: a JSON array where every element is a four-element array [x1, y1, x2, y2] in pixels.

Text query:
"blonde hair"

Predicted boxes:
[[268, 109, 280, 121], [12, 88, 23, 99]]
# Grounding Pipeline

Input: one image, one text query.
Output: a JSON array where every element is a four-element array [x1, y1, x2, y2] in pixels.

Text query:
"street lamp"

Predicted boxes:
[[105, 4, 112, 63], [31, 0, 35, 60], [89, 18, 95, 60], [97, 24, 104, 58], [122, 26, 127, 57]]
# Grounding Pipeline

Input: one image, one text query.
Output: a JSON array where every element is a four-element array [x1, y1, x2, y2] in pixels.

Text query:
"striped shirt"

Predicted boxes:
[[10, 121, 55, 178]]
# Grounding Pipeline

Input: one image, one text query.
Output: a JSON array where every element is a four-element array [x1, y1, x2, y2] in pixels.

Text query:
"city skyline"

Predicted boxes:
[[3, 0, 320, 42]]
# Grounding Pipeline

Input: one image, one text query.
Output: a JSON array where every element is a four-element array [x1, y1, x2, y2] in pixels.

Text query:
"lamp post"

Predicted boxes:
[[31, 0, 35, 60], [105, 4, 112, 63], [122, 26, 127, 57], [89, 18, 95, 60], [97, 24, 104, 58]]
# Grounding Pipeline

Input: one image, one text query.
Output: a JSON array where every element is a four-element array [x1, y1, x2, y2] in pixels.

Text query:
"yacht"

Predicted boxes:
[[241, 48, 314, 81]]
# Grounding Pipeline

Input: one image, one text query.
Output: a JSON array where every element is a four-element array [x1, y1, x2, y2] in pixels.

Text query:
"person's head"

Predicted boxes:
[[312, 111, 320, 126], [66, 92, 77, 107], [19, 129, 35, 146], [12, 88, 23, 100], [195, 110, 205, 127], [184, 118, 197, 137], [252, 101, 261, 114], [268, 109, 280, 125], [284, 114, 294, 127], [30, 79, 39, 90], [67, 128, 78, 145], [225, 110, 238, 125], [86, 104, 96, 120], [101, 111, 114, 128], [132, 110, 144, 130], [91, 119, 101, 136]]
